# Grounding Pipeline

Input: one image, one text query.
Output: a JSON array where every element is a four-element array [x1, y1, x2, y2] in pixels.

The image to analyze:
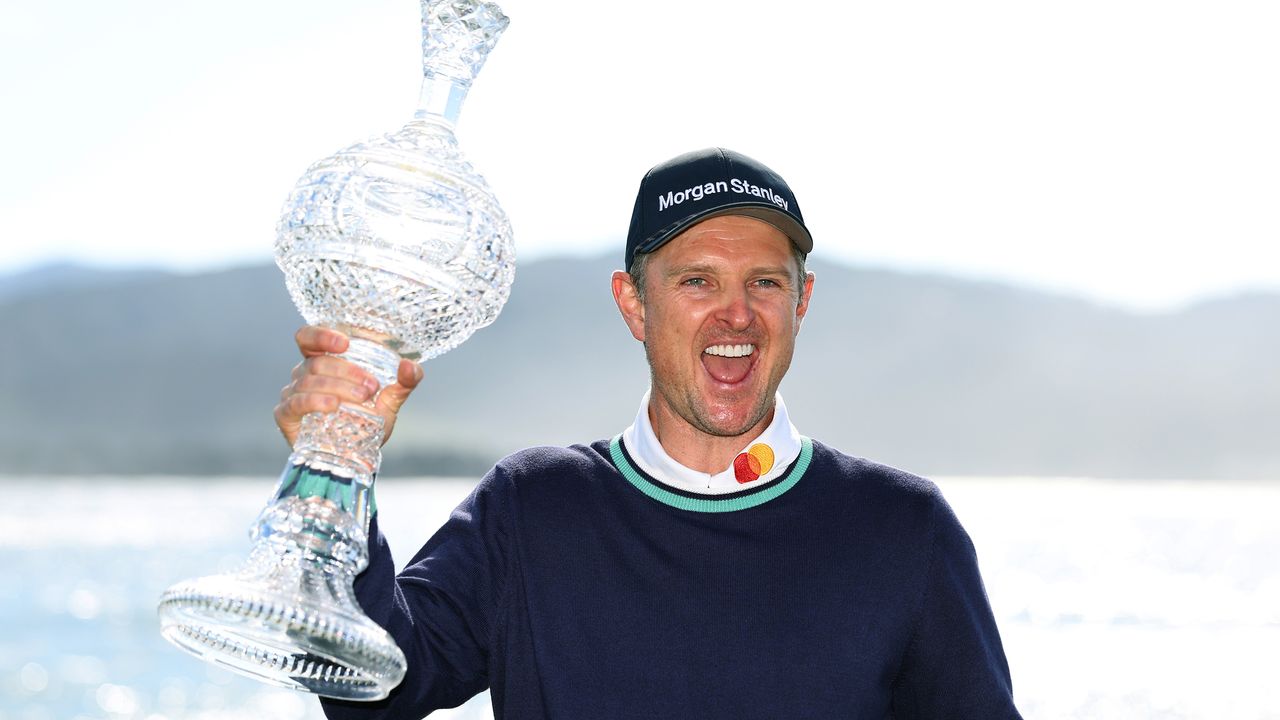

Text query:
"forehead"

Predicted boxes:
[[653, 215, 796, 267]]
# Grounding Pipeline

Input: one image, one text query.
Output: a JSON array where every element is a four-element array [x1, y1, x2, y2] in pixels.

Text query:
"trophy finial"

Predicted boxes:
[[421, 0, 510, 86]]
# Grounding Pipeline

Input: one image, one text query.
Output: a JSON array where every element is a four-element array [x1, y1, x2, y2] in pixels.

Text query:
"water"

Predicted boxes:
[[0, 478, 491, 720], [938, 477, 1280, 719], [2, 476, 1277, 719]]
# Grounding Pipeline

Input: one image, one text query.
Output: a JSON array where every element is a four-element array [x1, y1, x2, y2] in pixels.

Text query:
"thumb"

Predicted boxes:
[[374, 360, 422, 420]]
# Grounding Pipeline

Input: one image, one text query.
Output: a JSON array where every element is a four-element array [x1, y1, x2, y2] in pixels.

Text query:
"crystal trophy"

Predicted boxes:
[[157, 0, 514, 701]]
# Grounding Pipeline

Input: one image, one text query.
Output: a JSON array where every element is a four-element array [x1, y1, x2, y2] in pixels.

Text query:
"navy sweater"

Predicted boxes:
[[322, 438, 1021, 719]]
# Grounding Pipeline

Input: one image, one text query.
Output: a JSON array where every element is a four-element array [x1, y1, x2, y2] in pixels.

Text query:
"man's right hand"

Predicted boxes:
[[273, 326, 424, 448]]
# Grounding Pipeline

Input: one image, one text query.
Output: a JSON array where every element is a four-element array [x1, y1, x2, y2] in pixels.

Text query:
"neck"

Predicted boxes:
[[415, 73, 468, 124], [647, 398, 775, 474]]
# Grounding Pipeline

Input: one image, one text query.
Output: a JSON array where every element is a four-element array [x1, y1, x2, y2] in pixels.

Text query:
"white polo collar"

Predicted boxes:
[[620, 390, 803, 495]]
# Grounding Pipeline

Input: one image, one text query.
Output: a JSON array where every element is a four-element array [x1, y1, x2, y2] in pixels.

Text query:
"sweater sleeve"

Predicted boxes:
[[890, 491, 1023, 719], [321, 466, 514, 720]]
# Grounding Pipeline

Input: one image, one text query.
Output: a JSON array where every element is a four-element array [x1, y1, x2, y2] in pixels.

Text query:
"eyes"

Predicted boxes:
[[680, 276, 784, 289]]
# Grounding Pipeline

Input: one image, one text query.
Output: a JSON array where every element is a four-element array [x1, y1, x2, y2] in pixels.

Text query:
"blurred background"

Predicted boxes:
[[2, 0, 1277, 718]]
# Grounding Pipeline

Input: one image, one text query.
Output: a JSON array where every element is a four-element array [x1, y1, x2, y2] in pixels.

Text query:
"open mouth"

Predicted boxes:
[[702, 343, 756, 384]]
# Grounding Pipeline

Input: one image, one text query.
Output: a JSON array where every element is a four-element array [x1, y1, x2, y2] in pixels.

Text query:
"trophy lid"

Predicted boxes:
[[421, 0, 510, 87]]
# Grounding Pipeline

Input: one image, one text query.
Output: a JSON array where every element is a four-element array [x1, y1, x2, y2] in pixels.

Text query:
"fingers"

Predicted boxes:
[[274, 372, 381, 447], [295, 325, 349, 357], [277, 333, 382, 446], [273, 391, 337, 447], [274, 391, 338, 426], [279, 326, 425, 448], [289, 354, 380, 390], [283, 371, 380, 406]]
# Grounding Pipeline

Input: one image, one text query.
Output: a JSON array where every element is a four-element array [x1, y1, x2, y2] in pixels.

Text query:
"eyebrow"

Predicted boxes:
[[665, 262, 793, 284], [663, 262, 718, 278], [664, 262, 794, 278]]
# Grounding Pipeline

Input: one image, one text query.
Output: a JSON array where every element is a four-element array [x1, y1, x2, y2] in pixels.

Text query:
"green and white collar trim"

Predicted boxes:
[[609, 434, 814, 513]]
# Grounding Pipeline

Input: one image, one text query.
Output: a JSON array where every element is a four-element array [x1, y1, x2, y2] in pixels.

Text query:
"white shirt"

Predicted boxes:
[[621, 390, 803, 495]]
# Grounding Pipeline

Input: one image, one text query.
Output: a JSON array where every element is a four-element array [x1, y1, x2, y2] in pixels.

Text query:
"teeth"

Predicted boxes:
[[704, 344, 755, 358]]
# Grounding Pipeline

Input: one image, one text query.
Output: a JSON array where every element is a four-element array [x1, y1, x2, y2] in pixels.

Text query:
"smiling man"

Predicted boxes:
[[283, 148, 1022, 719]]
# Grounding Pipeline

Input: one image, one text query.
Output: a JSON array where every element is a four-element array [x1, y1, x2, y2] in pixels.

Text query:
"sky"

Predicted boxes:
[[2, 0, 1278, 312]]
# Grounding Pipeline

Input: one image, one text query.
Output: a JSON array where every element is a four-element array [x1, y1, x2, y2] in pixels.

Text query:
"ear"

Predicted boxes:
[[793, 271, 815, 334], [611, 270, 646, 342]]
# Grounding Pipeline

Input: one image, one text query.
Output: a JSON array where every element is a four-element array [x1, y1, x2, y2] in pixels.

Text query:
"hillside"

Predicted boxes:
[[1, 257, 1276, 479]]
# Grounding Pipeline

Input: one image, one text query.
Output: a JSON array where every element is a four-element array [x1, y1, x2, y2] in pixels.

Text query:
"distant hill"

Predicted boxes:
[[0, 262, 168, 301], [1, 256, 1276, 479]]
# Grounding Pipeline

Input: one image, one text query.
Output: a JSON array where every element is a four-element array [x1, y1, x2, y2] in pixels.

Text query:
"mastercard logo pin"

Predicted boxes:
[[733, 443, 776, 483]]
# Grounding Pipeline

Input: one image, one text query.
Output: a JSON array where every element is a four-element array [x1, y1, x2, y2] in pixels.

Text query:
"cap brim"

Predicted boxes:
[[635, 202, 814, 259]]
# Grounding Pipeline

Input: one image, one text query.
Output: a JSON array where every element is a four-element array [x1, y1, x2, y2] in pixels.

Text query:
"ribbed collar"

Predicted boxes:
[[621, 390, 803, 496]]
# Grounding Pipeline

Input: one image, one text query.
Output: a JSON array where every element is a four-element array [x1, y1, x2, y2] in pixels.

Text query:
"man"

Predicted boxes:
[[278, 148, 1022, 719]]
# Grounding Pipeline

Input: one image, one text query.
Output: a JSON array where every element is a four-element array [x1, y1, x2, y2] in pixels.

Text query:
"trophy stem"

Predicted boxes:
[[274, 332, 397, 534], [417, 75, 467, 125]]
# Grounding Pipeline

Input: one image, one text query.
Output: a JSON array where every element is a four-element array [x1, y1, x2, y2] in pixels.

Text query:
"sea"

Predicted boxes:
[[1, 475, 1277, 720]]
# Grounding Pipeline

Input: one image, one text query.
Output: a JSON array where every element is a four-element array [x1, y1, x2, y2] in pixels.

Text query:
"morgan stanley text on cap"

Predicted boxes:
[[625, 147, 814, 271]]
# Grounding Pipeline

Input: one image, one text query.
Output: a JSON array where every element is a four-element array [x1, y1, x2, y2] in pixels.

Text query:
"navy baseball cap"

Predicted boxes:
[[625, 147, 813, 271]]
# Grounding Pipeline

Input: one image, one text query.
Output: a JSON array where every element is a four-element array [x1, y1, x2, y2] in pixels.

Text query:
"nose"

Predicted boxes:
[[713, 285, 755, 331]]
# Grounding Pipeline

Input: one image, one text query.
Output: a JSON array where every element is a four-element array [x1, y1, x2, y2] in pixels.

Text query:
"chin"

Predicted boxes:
[[697, 401, 771, 438]]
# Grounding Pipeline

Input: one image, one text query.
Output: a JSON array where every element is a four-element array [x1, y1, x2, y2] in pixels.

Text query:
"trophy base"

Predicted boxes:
[[157, 497, 406, 700], [159, 569, 406, 700]]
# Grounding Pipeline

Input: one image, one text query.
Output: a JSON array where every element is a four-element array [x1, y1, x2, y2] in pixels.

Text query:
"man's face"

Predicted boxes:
[[616, 215, 814, 440]]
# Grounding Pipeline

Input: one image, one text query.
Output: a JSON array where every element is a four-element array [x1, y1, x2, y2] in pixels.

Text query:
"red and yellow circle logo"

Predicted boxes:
[[733, 443, 775, 484]]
